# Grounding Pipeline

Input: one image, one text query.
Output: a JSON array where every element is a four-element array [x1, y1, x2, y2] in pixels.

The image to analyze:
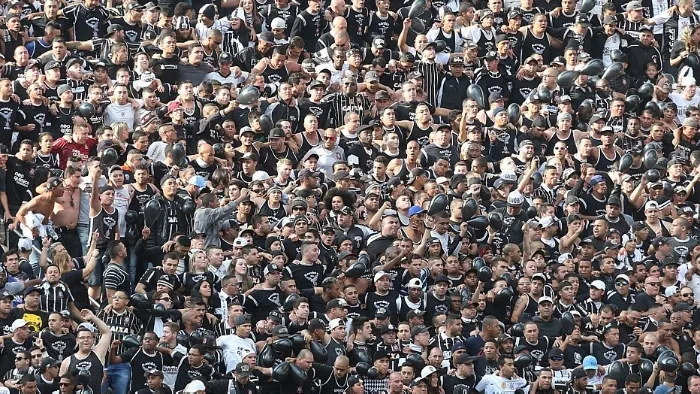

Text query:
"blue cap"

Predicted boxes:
[[590, 175, 605, 187], [408, 206, 426, 217], [451, 342, 466, 352], [188, 175, 206, 189], [583, 355, 598, 370]]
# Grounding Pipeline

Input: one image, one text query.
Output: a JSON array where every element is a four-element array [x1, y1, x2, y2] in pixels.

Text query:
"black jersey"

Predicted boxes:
[[62, 4, 110, 41], [89, 206, 119, 248], [40, 329, 76, 361], [67, 352, 105, 394]]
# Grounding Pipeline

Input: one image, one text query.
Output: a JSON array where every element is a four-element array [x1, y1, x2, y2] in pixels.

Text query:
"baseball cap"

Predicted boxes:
[[263, 263, 283, 275], [328, 318, 344, 331], [372, 36, 386, 49], [40, 357, 60, 372], [272, 325, 289, 338], [538, 296, 554, 305], [219, 52, 232, 64], [327, 298, 349, 310], [590, 280, 606, 290], [184, 381, 206, 393], [407, 278, 422, 289], [411, 325, 430, 336], [407, 310, 426, 319], [235, 363, 252, 376], [144, 369, 164, 378], [188, 175, 206, 189], [583, 355, 598, 370], [11, 319, 27, 332], [374, 271, 390, 282], [626, 0, 643, 10]]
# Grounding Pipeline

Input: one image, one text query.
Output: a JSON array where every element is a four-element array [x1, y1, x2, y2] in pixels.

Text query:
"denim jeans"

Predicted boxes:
[[77, 224, 90, 256], [103, 363, 131, 394]]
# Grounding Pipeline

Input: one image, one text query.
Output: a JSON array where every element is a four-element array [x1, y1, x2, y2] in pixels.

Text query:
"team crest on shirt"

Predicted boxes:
[[304, 271, 319, 286], [532, 44, 545, 54], [335, 348, 344, 356], [268, 293, 280, 305]]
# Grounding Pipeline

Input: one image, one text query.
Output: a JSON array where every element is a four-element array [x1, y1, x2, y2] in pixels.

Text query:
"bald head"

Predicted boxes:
[[332, 16, 347, 30]]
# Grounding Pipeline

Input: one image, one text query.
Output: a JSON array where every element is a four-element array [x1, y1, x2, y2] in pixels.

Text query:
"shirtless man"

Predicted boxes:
[[51, 166, 83, 259], [12, 177, 65, 234]]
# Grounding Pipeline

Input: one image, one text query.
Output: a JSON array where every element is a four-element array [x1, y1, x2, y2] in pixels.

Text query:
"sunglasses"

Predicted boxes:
[[59, 383, 72, 387], [682, 293, 694, 297], [15, 357, 25, 361], [159, 297, 171, 301], [550, 356, 563, 361]]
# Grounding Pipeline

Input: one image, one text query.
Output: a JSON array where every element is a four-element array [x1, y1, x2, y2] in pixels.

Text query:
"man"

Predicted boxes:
[[178, 43, 214, 86], [2, 140, 35, 248], [192, 194, 237, 248], [37, 357, 60, 394], [474, 355, 527, 393], [88, 167, 120, 298], [137, 370, 170, 394], [245, 263, 285, 325], [59, 310, 112, 394], [0, 319, 35, 378], [174, 345, 213, 392], [104, 84, 136, 131], [110, 332, 166, 394], [442, 354, 480, 392], [217, 314, 255, 373], [50, 166, 82, 259]]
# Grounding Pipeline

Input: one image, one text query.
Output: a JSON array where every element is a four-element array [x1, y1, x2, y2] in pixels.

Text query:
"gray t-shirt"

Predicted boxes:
[[667, 236, 698, 263]]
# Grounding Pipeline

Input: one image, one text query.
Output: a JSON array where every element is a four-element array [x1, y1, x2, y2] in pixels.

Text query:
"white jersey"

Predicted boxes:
[[474, 374, 528, 394], [217, 334, 257, 373]]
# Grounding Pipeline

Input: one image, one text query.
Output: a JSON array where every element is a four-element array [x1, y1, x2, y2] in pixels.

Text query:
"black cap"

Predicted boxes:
[[434, 274, 450, 285]]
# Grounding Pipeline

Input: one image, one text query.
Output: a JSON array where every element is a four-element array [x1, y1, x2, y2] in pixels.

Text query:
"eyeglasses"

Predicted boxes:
[[159, 297, 171, 301], [59, 383, 72, 387], [112, 296, 127, 300], [647, 282, 660, 286], [252, 189, 264, 193], [293, 207, 305, 211], [15, 357, 25, 361], [682, 293, 694, 297]]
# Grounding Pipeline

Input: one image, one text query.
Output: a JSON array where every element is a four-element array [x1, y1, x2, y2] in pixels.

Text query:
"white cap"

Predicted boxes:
[[539, 216, 558, 228], [374, 271, 390, 282], [407, 278, 422, 289], [252, 171, 271, 182], [436, 176, 449, 184], [17, 238, 32, 252], [328, 318, 343, 331], [615, 274, 630, 283], [500, 171, 518, 182], [233, 237, 248, 247], [557, 253, 573, 264], [681, 76, 696, 87], [420, 366, 438, 379], [665, 285, 680, 297], [11, 319, 26, 332], [507, 191, 524, 206], [271, 17, 286, 29], [538, 296, 554, 304], [184, 380, 206, 393], [590, 280, 606, 290]]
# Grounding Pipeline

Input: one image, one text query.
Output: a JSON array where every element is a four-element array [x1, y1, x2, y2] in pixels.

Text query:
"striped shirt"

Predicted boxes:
[[39, 280, 74, 313], [97, 309, 142, 357], [415, 61, 443, 107], [322, 93, 372, 128], [103, 262, 130, 295]]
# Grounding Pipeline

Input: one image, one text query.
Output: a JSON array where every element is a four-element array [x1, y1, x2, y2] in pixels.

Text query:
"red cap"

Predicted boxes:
[[167, 101, 182, 114]]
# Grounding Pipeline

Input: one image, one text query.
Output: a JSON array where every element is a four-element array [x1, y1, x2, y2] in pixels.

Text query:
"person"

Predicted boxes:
[[56, 310, 109, 394]]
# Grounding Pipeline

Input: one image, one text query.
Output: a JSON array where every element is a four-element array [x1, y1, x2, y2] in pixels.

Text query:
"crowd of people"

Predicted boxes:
[[0, 0, 699, 392]]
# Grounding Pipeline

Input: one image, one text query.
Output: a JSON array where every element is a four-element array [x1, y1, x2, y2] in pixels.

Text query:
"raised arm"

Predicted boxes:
[[90, 168, 102, 217]]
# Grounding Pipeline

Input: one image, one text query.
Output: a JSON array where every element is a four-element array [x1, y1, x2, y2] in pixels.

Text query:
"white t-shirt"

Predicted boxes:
[[474, 374, 528, 394], [217, 334, 257, 373]]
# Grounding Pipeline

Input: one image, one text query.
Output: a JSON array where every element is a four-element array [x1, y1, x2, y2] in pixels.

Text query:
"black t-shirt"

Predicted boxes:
[[39, 328, 76, 361], [118, 348, 170, 394], [0, 337, 34, 378], [5, 156, 34, 210]]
